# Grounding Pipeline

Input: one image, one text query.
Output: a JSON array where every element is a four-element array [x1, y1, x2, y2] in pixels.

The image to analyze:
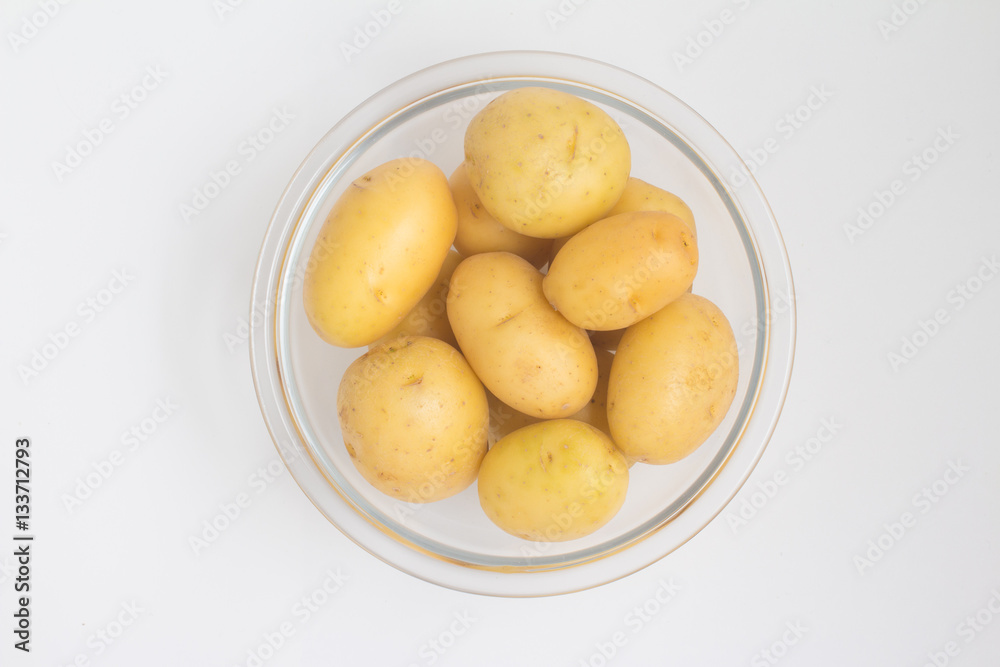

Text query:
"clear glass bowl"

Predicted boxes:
[[249, 51, 795, 597]]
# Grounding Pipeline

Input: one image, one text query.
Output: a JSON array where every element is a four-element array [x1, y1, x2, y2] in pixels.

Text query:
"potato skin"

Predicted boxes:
[[449, 163, 552, 268], [369, 250, 462, 350], [607, 293, 739, 464], [447, 252, 597, 419], [543, 211, 698, 331], [337, 336, 488, 503], [486, 347, 613, 445], [548, 178, 696, 268], [477, 419, 629, 542], [303, 158, 457, 348], [606, 177, 697, 238], [464, 87, 631, 239]]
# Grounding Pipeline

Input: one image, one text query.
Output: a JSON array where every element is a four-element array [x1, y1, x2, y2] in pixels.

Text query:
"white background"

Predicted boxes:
[[2, 1, 999, 665]]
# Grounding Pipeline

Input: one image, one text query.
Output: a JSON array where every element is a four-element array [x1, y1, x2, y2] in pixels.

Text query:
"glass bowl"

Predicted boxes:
[[249, 51, 795, 597]]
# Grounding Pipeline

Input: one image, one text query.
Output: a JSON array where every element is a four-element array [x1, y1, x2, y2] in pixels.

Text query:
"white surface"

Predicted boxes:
[[2, 1, 998, 666]]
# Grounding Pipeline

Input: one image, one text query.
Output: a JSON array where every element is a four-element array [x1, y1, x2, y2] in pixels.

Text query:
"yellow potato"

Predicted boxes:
[[447, 252, 597, 419], [369, 250, 462, 350], [543, 211, 698, 331], [607, 293, 738, 464], [449, 163, 552, 269], [337, 336, 488, 502], [478, 419, 629, 542], [303, 158, 457, 348], [486, 346, 613, 445], [606, 177, 697, 238], [464, 87, 631, 239]]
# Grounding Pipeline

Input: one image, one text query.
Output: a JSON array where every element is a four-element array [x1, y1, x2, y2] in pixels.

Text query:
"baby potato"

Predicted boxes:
[[607, 293, 739, 465], [464, 87, 631, 239], [543, 211, 698, 331], [370, 250, 462, 350], [478, 419, 629, 542], [486, 346, 613, 446], [303, 158, 457, 348], [337, 336, 489, 503], [447, 252, 597, 419], [606, 177, 697, 238], [449, 163, 552, 269]]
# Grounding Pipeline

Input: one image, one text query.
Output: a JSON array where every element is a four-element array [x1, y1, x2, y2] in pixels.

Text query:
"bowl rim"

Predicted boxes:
[[250, 49, 796, 597]]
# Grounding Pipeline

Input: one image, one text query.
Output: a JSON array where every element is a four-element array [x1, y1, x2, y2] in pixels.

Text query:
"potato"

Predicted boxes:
[[447, 252, 597, 419], [449, 163, 552, 269], [303, 158, 457, 348], [607, 293, 738, 464], [464, 87, 631, 239], [486, 346, 613, 446], [369, 250, 462, 350], [337, 336, 488, 502], [606, 177, 697, 238], [477, 419, 629, 541], [543, 211, 698, 331]]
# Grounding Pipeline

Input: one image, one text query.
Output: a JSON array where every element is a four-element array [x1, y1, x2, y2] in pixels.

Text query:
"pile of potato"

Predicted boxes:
[[303, 87, 739, 543]]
